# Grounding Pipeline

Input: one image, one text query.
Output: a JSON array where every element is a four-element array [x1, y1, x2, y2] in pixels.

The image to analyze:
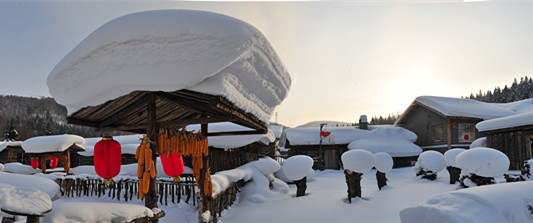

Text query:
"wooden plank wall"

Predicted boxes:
[[487, 131, 527, 170]]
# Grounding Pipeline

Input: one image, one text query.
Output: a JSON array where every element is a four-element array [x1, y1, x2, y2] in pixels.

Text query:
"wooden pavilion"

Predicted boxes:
[[21, 135, 85, 174]]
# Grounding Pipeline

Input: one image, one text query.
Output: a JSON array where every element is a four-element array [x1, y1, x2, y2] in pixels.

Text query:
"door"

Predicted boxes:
[[324, 149, 339, 169]]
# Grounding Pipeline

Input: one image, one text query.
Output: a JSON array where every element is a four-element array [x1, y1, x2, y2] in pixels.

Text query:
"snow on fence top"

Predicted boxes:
[[47, 10, 291, 123], [22, 134, 85, 153], [285, 126, 417, 146], [395, 96, 533, 125], [476, 111, 533, 132], [0, 141, 22, 153]]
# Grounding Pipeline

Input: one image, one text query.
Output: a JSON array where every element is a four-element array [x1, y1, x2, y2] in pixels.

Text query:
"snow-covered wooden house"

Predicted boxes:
[[0, 141, 23, 163], [285, 126, 421, 169], [477, 112, 533, 170], [21, 134, 85, 173], [395, 96, 533, 152]]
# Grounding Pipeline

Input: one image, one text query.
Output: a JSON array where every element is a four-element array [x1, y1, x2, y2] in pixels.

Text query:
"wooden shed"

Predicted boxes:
[[394, 96, 532, 153], [477, 112, 533, 170], [0, 141, 24, 164], [21, 134, 85, 173]]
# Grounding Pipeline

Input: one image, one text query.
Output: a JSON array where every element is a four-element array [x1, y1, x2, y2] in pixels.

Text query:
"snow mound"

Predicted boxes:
[[374, 152, 394, 173], [0, 183, 52, 215], [279, 155, 313, 181], [47, 10, 291, 123], [42, 201, 153, 223], [341, 149, 376, 173], [348, 137, 422, 157], [251, 157, 280, 176], [3, 162, 40, 175], [455, 147, 509, 177], [416, 151, 446, 173], [400, 181, 533, 223], [0, 172, 60, 199], [444, 148, 466, 167], [22, 134, 85, 153], [469, 137, 486, 148], [0, 163, 4, 172]]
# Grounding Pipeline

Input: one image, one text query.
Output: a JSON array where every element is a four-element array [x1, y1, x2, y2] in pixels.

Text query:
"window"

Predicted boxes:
[[432, 124, 443, 142], [458, 123, 475, 143]]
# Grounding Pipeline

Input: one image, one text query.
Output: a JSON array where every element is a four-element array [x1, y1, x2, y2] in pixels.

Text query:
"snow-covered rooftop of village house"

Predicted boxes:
[[347, 137, 422, 157], [47, 10, 291, 124], [476, 111, 533, 132], [186, 122, 275, 149], [269, 125, 284, 139], [79, 134, 142, 157], [21, 134, 85, 153], [396, 96, 533, 125], [285, 126, 417, 146], [0, 141, 22, 153]]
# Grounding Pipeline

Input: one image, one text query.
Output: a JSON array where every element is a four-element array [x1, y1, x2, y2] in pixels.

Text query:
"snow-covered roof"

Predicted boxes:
[[285, 126, 417, 146], [347, 137, 422, 157], [47, 10, 291, 124], [396, 96, 533, 125], [476, 111, 533, 132], [79, 134, 143, 157], [269, 125, 284, 139], [22, 134, 85, 154], [186, 122, 276, 149], [0, 141, 22, 153]]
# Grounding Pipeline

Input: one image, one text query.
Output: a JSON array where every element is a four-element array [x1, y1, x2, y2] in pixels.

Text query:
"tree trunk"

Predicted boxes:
[[446, 166, 461, 184], [294, 177, 307, 197], [344, 170, 362, 203], [376, 171, 387, 190]]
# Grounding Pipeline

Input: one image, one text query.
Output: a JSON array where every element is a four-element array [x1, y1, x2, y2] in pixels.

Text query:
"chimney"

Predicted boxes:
[[359, 115, 368, 130]]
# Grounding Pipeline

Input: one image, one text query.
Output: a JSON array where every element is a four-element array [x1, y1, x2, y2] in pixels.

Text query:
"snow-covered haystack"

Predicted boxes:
[[456, 147, 509, 187], [0, 172, 60, 199], [414, 151, 445, 180], [341, 149, 376, 173], [374, 152, 393, 173], [22, 134, 85, 153], [469, 137, 486, 148], [278, 155, 313, 181], [0, 183, 52, 216], [47, 10, 291, 123], [456, 147, 509, 178], [400, 181, 533, 223], [444, 148, 465, 184], [42, 201, 154, 223]]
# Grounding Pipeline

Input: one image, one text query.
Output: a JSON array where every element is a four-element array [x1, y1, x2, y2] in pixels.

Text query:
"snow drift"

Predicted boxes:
[[47, 10, 291, 123]]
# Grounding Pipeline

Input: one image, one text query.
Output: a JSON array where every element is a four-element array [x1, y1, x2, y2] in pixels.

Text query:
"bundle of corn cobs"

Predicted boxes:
[[157, 129, 212, 196], [135, 136, 156, 200]]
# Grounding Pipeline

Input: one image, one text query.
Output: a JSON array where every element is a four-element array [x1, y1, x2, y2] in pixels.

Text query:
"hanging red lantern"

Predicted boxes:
[[49, 158, 59, 169], [94, 136, 122, 184], [320, 131, 331, 137], [31, 158, 39, 169], [160, 153, 184, 183]]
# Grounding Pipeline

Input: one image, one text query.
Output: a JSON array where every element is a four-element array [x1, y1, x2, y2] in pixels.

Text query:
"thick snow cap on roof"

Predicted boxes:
[[0, 141, 22, 153], [347, 137, 422, 157], [285, 126, 417, 146], [396, 97, 533, 125], [47, 10, 291, 123], [22, 134, 85, 153], [476, 111, 533, 132]]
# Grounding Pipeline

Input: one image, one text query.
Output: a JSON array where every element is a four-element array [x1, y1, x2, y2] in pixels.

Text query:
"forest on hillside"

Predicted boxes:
[[464, 76, 533, 103], [0, 95, 117, 141]]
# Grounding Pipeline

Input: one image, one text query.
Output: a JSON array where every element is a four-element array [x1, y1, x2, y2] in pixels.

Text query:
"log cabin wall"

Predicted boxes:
[[485, 128, 533, 170], [208, 145, 260, 174], [287, 144, 347, 170], [0, 146, 25, 163]]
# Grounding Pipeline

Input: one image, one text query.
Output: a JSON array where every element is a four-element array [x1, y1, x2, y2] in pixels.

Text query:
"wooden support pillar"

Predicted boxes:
[[447, 119, 452, 151], [145, 93, 159, 210], [40, 156, 47, 174], [199, 122, 212, 222]]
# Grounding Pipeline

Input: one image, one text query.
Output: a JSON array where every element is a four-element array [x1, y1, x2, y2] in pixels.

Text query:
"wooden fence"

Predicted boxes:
[[55, 175, 198, 206], [200, 180, 245, 223]]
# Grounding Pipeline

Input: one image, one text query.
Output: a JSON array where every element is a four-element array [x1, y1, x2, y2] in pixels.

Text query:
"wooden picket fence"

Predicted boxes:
[[55, 174, 198, 206]]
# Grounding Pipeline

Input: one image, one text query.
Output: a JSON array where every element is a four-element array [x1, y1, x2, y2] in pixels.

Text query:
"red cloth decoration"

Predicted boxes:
[[161, 153, 185, 180], [320, 131, 331, 137], [49, 158, 59, 169], [464, 135, 469, 140], [94, 137, 122, 181], [31, 159, 39, 169]]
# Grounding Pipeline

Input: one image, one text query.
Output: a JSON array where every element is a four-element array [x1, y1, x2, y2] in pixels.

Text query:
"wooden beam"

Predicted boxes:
[[447, 118, 452, 150], [66, 117, 101, 128], [154, 91, 212, 114], [206, 130, 266, 137], [98, 93, 150, 128]]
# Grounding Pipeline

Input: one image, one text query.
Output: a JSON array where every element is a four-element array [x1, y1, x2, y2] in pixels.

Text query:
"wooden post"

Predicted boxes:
[[40, 156, 46, 174], [344, 169, 362, 203], [294, 177, 307, 197], [145, 93, 159, 210], [376, 171, 387, 190], [199, 122, 212, 223], [447, 119, 452, 151], [446, 166, 461, 184]]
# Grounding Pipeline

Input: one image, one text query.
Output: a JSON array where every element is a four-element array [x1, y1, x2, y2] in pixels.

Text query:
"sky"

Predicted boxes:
[[2, 1, 533, 127]]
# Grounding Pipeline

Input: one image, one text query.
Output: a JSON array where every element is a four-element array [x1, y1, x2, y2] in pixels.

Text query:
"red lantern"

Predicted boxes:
[[49, 158, 59, 169], [160, 153, 184, 182], [31, 158, 39, 169], [94, 137, 122, 184], [320, 131, 331, 137]]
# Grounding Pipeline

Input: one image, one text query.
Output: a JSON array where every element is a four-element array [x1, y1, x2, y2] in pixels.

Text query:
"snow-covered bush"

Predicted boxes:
[[306, 169, 315, 182], [522, 159, 533, 180], [278, 155, 313, 181], [469, 137, 486, 148], [341, 149, 376, 173], [444, 148, 465, 167], [374, 152, 393, 173], [456, 147, 509, 178], [252, 157, 281, 176], [456, 147, 509, 187], [414, 151, 445, 180]]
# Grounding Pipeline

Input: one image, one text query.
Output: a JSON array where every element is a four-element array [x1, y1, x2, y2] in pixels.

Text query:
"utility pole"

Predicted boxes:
[[319, 123, 326, 170]]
